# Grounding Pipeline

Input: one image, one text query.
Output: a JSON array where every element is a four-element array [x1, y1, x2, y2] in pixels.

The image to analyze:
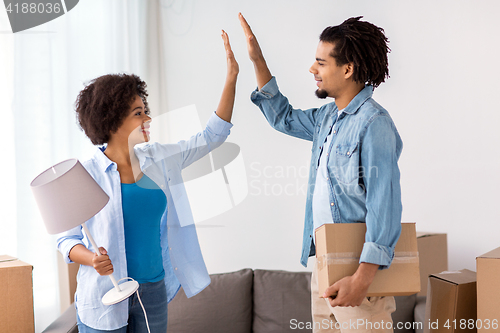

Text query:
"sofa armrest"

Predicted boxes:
[[42, 304, 77, 333]]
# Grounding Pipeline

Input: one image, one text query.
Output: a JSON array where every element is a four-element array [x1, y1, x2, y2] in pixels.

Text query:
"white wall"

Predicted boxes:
[[159, 0, 500, 274]]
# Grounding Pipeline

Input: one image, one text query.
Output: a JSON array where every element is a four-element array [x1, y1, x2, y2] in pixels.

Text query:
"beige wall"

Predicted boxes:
[[57, 252, 78, 312]]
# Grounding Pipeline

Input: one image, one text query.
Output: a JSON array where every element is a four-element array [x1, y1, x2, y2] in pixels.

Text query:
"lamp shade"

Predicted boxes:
[[30, 159, 109, 234]]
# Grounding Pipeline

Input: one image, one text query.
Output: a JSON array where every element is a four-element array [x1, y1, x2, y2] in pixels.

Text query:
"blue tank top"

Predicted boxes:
[[121, 174, 167, 283]]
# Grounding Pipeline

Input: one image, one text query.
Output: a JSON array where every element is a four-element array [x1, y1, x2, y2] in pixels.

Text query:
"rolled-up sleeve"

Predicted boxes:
[[206, 111, 233, 138], [56, 225, 85, 264], [359, 115, 402, 269], [250, 76, 280, 100]]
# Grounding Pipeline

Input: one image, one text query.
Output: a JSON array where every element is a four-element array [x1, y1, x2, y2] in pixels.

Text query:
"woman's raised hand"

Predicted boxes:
[[215, 29, 238, 123], [222, 29, 239, 79]]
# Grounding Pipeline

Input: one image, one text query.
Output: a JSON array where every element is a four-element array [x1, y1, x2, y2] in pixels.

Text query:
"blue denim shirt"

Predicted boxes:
[[251, 77, 403, 269], [57, 112, 232, 330]]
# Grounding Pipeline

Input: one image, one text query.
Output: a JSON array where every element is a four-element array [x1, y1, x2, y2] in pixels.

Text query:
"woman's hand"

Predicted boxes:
[[69, 244, 114, 276], [222, 29, 239, 80], [92, 247, 114, 276], [215, 29, 238, 123]]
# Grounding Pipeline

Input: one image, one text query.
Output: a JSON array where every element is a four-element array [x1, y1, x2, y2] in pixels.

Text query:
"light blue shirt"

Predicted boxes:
[[312, 109, 344, 239], [57, 112, 232, 330], [312, 116, 337, 233], [251, 77, 403, 269]]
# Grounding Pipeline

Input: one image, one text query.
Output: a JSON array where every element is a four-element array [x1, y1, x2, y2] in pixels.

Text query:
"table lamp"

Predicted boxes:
[[30, 158, 139, 305]]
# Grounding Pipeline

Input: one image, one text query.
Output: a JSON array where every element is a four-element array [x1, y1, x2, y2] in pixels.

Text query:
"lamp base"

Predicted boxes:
[[102, 280, 140, 305]]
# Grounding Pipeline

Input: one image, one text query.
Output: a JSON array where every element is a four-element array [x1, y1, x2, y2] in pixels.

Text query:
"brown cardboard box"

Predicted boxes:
[[315, 222, 420, 297], [424, 269, 477, 333], [0, 255, 35, 333], [417, 232, 448, 296], [476, 247, 500, 332]]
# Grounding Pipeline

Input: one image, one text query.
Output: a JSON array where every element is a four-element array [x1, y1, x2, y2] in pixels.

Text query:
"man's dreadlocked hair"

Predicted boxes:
[[320, 16, 390, 88]]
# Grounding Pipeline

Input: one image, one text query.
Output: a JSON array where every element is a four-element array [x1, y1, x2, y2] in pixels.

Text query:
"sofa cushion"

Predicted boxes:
[[167, 269, 253, 333], [253, 269, 312, 333]]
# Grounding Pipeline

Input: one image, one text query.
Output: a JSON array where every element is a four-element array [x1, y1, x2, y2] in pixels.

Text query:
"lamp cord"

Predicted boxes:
[[118, 277, 150, 333]]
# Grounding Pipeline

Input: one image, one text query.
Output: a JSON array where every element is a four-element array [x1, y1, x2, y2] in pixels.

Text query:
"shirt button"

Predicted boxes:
[[169, 247, 172, 250], [333, 130, 336, 134], [175, 267, 178, 270], [331, 202, 334, 206], [326, 153, 329, 156], [347, 151, 350, 156]]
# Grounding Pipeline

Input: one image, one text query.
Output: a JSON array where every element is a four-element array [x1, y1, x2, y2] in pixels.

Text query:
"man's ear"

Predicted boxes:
[[344, 62, 354, 79]]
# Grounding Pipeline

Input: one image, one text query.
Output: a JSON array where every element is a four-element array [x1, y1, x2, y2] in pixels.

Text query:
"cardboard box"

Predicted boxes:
[[417, 232, 448, 296], [315, 222, 420, 297], [424, 269, 477, 333], [476, 247, 500, 332], [0, 255, 35, 333]]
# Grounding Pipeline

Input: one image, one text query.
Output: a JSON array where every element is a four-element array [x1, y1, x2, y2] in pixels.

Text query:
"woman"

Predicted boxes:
[[57, 31, 238, 332]]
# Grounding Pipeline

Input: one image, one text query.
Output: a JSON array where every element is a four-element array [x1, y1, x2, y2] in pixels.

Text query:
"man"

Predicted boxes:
[[239, 13, 403, 332]]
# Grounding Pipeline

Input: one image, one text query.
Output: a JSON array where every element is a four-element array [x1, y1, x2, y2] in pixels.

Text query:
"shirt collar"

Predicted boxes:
[[342, 85, 373, 115], [94, 144, 154, 173], [134, 143, 153, 170], [94, 145, 117, 173]]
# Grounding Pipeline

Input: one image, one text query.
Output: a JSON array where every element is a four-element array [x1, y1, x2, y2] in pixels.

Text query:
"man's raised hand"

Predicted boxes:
[[238, 13, 265, 64], [238, 12, 272, 90]]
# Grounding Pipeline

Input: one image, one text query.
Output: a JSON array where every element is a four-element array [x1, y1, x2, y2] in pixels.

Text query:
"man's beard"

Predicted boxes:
[[315, 89, 328, 99]]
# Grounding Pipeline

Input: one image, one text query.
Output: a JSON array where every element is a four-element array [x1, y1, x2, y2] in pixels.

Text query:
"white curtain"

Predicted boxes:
[[0, 1, 165, 331]]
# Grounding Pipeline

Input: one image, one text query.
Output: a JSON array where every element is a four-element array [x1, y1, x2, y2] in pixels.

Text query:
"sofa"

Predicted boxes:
[[42, 269, 425, 333]]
